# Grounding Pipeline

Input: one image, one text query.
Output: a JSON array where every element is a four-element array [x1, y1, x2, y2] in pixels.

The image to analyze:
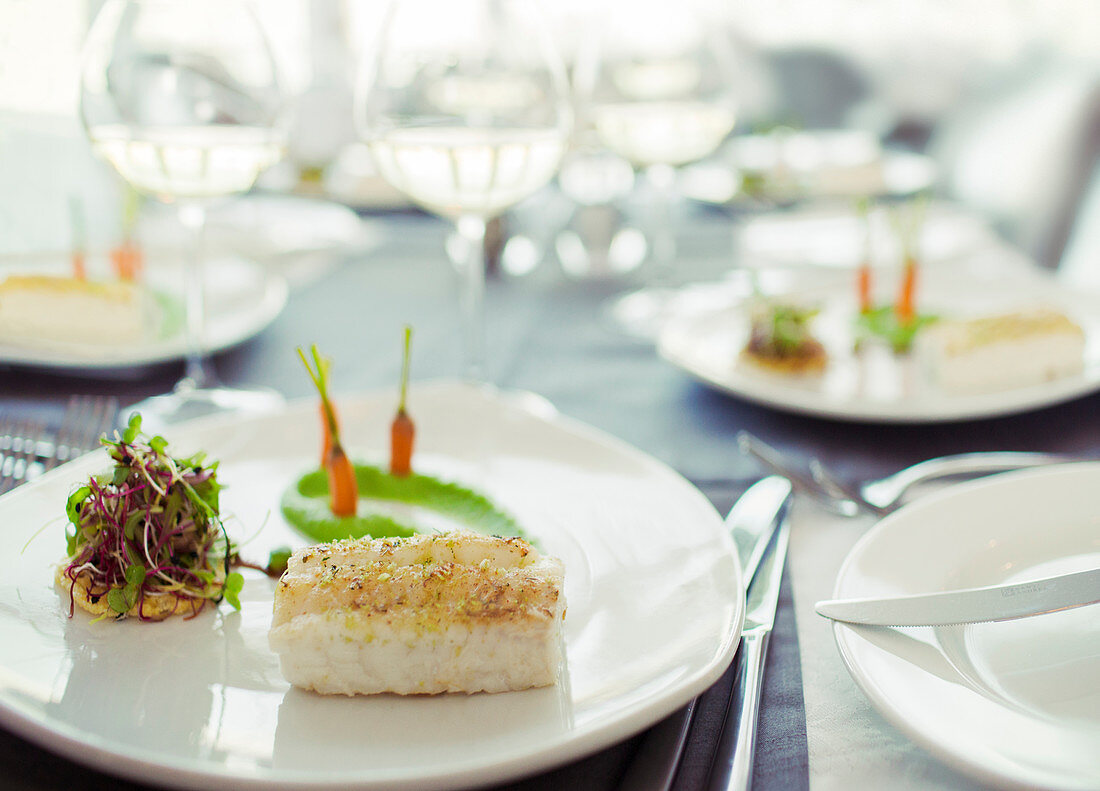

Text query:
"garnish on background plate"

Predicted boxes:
[[855, 306, 938, 354], [56, 414, 243, 621], [742, 301, 828, 374], [854, 197, 937, 353]]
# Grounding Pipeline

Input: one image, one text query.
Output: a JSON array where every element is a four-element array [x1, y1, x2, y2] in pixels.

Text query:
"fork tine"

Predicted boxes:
[[87, 395, 119, 451], [45, 395, 120, 473], [0, 419, 46, 494], [0, 416, 18, 489], [69, 395, 99, 457], [737, 431, 859, 517], [809, 459, 891, 518]]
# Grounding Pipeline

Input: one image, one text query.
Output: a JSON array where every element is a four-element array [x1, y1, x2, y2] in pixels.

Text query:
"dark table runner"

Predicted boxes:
[[1, 211, 1097, 790]]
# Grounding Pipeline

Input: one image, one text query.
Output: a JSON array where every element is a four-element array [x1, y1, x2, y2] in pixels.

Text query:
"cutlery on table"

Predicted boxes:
[[618, 476, 792, 791], [0, 417, 47, 495], [815, 567, 1100, 627], [739, 431, 1077, 517], [706, 493, 792, 791], [0, 396, 119, 493]]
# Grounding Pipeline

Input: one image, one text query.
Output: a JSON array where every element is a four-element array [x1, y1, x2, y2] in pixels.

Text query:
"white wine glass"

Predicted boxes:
[[80, 0, 286, 427], [575, 0, 738, 338], [356, 0, 572, 381]]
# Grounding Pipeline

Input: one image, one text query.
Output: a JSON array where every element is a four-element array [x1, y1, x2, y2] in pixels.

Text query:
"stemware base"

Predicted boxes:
[[605, 286, 686, 340], [123, 383, 284, 432]]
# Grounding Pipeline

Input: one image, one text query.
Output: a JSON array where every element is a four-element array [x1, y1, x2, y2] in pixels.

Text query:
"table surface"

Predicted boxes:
[[1, 207, 1097, 791]]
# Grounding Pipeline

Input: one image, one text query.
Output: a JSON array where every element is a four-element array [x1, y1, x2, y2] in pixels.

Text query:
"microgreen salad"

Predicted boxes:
[[57, 414, 243, 622]]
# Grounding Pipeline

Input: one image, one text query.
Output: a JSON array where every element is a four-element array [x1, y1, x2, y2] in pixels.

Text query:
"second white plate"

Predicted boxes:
[[658, 268, 1100, 423], [831, 464, 1100, 789]]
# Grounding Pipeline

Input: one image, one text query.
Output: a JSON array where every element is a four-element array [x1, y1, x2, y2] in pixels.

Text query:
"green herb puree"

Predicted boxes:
[[280, 463, 523, 543]]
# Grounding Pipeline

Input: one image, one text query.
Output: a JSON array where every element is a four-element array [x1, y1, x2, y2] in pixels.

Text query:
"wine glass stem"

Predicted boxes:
[[177, 201, 215, 392], [456, 214, 487, 382], [646, 164, 677, 287]]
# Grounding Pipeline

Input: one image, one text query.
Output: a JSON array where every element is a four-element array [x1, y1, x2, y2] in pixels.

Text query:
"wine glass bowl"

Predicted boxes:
[[80, 0, 286, 428], [356, 0, 571, 379], [575, 0, 739, 337]]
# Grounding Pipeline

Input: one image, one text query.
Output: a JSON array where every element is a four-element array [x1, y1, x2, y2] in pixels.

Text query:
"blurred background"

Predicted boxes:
[[2, 0, 1100, 290]]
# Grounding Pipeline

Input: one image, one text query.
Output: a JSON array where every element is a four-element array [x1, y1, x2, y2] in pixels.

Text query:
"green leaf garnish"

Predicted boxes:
[[122, 413, 142, 444], [222, 572, 244, 610], [855, 305, 938, 353], [106, 588, 129, 615], [124, 564, 146, 587], [266, 546, 292, 577]]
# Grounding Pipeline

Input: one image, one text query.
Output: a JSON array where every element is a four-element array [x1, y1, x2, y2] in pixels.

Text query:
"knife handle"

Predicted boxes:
[[710, 630, 771, 791]]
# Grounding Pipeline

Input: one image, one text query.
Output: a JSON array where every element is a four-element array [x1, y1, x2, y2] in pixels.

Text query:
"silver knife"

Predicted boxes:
[[618, 476, 792, 791], [707, 492, 793, 791], [815, 567, 1100, 627]]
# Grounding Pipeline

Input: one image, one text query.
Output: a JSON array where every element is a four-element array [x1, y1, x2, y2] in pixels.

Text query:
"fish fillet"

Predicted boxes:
[[918, 309, 1085, 392], [269, 531, 566, 695]]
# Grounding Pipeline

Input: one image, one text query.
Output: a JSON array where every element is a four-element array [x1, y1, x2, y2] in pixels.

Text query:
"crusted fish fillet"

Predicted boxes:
[[918, 309, 1085, 392], [269, 531, 566, 695]]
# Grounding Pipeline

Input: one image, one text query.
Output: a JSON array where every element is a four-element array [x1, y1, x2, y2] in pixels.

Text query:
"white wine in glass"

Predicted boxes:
[[80, 0, 286, 427], [357, 0, 571, 380], [576, 0, 739, 338]]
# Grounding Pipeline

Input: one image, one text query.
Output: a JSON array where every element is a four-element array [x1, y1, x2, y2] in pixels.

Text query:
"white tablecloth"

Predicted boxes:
[[788, 499, 997, 791]]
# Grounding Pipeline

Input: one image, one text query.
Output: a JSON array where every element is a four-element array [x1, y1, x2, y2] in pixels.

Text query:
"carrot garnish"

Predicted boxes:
[[71, 251, 87, 282], [69, 197, 86, 281], [110, 237, 144, 281], [298, 345, 358, 517], [896, 255, 917, 326], [390, 326, 415, 477], [319, 401, 334, 463], [891, 196, 925, 328], [326, 443, 358, 518], [857, 264, 872, 315], [855, 197, 873, 314]]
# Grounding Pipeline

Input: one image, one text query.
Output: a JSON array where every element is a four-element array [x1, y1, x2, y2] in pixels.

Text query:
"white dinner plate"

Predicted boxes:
[[0, 254, 287, 372], [0, 382, 743, 790], [680, 132, 936, 207], [657, 267, 1100, 423], [831, 464, 1100, 790], [730, 202, 998, 269]]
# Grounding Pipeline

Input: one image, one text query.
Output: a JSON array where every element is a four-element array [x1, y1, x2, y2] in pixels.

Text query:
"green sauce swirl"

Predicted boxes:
[[280, 463, 523, 544]]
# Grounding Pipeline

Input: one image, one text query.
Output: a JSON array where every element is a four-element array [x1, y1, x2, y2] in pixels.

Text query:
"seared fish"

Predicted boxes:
[[269, 531, 566, 695]]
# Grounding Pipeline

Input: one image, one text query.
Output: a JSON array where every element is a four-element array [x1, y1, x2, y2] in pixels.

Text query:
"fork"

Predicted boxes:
[[0, 417, 47, 495], [44, 395, 120, 472], [0, 396, 119, 493], [738, 431, 1077, 517]]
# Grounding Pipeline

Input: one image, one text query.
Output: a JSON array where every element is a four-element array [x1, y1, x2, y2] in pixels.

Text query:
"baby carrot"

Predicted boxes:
[[390, 326, 415, 477], [326, 444, 358, 517], [319, 400, 333, 463], [110, 238, 144, 281], [297, 345, 358, 517], [857, 263, 872, 315], [856, 197, 872, 314], [896, 255, 916, 326]]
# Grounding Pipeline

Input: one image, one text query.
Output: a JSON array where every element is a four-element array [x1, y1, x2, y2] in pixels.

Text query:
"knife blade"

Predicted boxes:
[[618, 476, 792, 791], [707, 498, 793, 791], [815, 567, 1100, 627]]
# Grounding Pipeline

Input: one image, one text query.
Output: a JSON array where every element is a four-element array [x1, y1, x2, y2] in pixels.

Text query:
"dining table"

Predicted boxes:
[[1, 199, 1097, 791]]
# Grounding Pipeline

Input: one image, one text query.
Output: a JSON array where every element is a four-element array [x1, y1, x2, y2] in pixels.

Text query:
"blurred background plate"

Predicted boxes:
[[657, 266, 1100, 423], [0, 254, 287, 373]]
